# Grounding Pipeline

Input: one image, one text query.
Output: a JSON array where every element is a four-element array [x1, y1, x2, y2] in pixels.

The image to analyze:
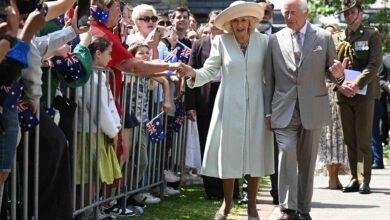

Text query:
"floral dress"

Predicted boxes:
[[316, 85, 349, 174]]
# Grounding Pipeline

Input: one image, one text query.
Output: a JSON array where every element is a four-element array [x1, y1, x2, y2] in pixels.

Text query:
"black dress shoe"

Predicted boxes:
[[372, 163, 385, 169], [359, 183, 371, 194], [278, 209, 298, 220], [343, 179, 359, 193], [299, 213, 312, 220]]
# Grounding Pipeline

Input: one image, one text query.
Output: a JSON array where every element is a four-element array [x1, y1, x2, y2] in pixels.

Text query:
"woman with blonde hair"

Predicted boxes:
[[181, 1, 273, 219]]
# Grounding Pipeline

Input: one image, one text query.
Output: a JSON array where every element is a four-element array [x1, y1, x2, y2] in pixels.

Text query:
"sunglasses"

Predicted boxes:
[[158, 20, 172, 26], [138, 16, 158, 23]]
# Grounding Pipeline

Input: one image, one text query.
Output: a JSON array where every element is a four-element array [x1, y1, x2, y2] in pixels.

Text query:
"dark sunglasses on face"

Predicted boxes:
[[138, 16, 158, 22], [158, 20, 172, 26]]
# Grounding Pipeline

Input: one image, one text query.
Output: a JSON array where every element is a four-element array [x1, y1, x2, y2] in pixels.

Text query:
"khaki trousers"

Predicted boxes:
[[338, 100, 375, 185]]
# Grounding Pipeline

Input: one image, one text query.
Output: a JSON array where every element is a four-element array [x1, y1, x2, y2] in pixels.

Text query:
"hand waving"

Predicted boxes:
[[6, 0, 20, 37]]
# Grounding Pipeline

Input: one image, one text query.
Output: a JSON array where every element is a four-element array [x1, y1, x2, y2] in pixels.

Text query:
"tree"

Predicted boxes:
[[308, 0, 390, 53]]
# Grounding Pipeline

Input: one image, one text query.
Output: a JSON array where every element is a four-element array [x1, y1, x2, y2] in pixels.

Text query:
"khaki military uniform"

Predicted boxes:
[[336, 25, 382, 185]]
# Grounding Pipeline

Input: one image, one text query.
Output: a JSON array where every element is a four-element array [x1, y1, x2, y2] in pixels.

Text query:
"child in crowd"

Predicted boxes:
[[75, 35, 122, 215], [125, 42, 172, 205]]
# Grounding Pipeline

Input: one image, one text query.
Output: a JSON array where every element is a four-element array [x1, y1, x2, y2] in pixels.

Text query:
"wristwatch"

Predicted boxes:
[[1, 34, 17, 48]]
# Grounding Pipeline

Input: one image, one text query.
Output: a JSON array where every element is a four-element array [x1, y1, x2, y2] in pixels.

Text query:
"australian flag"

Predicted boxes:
[[1, 81, 23, 112], [164, 41, 191, 63], [168, 99, 186, 132], [91, 6, 110, 24], [146, 117, 165, 143], [164, 41, 191, 76], [51, 52, 82, 83], [17, 100, 39, 132]]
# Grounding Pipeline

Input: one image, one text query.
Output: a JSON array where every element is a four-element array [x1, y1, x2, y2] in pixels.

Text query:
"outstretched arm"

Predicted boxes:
[[45, 0, 75, 21]]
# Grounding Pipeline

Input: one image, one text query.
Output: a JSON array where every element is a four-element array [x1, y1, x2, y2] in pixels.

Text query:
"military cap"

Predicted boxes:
[[336, 0, 362, 14]]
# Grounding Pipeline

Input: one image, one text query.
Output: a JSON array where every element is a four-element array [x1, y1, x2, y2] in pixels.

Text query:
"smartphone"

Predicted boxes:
[[152, 26, 164, 42], [163, 26, 174, 38], [77, 0, 90, 28]]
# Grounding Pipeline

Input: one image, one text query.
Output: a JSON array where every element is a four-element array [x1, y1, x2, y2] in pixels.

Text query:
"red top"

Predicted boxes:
[[90, 21, 132, 112]]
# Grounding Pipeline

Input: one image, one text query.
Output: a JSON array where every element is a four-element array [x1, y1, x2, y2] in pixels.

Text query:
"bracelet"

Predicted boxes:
[[336, 76, 345, 86], [1, 34, 17, 48]]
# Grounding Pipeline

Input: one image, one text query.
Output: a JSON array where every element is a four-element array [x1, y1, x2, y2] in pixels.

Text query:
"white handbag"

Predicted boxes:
[[185, 120, 202, 170]]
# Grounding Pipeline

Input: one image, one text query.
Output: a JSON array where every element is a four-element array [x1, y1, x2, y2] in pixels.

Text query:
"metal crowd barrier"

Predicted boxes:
[[0, 67, 188, 219]]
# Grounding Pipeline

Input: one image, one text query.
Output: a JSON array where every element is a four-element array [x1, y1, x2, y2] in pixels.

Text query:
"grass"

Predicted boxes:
[[384, 144, 390, 162], [119, 177, 269, 220]]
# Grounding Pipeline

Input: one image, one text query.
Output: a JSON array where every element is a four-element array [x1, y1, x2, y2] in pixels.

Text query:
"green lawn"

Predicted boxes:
[[119, 177, 269, 220], [384, 144, 390, 163]]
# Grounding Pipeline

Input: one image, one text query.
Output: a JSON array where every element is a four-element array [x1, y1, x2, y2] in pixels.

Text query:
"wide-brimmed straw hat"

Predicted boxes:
[[335, 0, 362, 14], [214, 1, 264, 32]]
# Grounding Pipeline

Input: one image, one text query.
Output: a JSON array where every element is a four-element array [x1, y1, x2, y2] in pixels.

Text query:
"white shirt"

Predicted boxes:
[[290, 21, 308, 46]]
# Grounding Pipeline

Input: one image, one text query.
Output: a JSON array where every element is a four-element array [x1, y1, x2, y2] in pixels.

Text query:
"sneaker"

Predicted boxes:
[[133, 192, 161, 204], [103, 205, 135, 217], [98, 207, 116, 220], [164, 170, 180, 182], [127, 195, 147, 208], [127, 205, 144, 216], [118, 207, 136, 217], [183, 173, 203, 185], [164, 186, 180, 196], [151, 186, 179, 196]]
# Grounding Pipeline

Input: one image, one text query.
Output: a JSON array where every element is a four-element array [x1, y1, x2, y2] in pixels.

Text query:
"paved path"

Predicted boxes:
[[233, 166, 390, 220]]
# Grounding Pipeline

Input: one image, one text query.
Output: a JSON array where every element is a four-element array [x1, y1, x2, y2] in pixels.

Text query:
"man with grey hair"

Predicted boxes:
[[264, 0, 345, 219]]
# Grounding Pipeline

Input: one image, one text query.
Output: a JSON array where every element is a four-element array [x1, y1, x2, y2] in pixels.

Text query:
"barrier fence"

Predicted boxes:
[[0, 67, 188, 220]]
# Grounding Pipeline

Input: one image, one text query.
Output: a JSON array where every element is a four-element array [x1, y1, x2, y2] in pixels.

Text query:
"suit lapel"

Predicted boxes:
[[300, 24, 317, 66], [277, 28, 295, 65]]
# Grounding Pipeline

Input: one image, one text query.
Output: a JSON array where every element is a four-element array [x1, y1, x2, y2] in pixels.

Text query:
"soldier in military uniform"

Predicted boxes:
[[334, 0, 383, 194]]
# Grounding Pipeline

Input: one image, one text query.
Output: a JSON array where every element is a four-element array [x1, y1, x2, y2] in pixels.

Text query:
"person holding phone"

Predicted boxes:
[[126, 4, 167, 60], [76, 0, 90, 29]]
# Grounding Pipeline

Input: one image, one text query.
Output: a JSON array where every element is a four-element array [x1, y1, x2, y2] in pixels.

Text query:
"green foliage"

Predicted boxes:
[[365, 7, 390, 53], [308, 0, 339, 20], [308, 0, 390, 53], [384, 144, 390, 160]]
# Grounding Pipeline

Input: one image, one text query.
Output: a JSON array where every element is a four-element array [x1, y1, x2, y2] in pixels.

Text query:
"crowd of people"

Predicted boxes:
[[0, 0, 388, 219]]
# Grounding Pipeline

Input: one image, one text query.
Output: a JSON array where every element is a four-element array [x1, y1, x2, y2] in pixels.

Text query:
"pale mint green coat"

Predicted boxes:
[[187, 32, 274, 178]]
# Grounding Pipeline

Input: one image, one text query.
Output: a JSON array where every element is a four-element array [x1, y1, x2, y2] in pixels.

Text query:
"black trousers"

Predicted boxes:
[[270, 135, 279, 195], [26, 107, 72, 220]]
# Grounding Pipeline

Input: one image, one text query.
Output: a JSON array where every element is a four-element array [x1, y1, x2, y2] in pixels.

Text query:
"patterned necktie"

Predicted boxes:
[[293, 31, 302, 66]]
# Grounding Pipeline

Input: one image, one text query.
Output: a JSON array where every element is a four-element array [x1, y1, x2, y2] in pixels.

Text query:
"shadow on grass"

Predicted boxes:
[[118, 177, 269, 220], [119, 185, 221, 220]]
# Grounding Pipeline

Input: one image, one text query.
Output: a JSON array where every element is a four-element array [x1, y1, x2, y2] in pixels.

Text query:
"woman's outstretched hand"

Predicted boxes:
[[177, 63, 196, 78]]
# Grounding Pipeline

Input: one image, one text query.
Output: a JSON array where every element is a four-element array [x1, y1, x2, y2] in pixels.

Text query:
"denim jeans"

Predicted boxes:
[[0, 108, 19, 172]]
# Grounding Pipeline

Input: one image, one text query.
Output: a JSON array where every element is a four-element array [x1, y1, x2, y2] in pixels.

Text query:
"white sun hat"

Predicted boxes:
[[214, 1, 265, 32]]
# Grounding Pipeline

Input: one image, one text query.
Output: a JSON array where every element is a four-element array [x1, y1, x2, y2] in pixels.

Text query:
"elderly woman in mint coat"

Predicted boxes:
[[181, 1, 274, 219]]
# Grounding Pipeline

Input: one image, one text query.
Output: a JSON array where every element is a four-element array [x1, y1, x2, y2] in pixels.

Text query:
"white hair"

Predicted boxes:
[[281, 0, 309, 14], [131, 4, 157, 22]]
